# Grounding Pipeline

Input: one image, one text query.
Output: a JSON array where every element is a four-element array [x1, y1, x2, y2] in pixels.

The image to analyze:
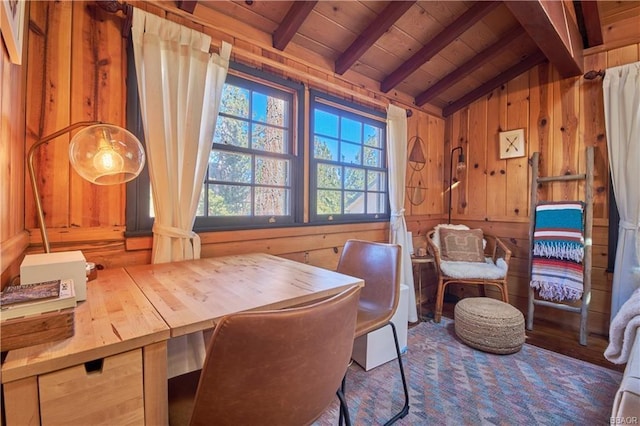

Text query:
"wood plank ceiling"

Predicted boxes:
[[176, 1, 613, 116]]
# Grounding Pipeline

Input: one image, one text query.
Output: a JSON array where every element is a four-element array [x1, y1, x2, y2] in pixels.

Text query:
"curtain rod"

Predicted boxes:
[[94, 1, 419, 119], [583, 69, 605, 80], [96, 1, 132, 37]]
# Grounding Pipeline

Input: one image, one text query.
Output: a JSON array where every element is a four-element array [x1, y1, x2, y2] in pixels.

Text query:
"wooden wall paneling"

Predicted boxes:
[[24, 1, 46, 231], [560, 76, 581, 202], [70, 2, 125, 229], [599, 3, 640, 49], [406, 110, 421, 216], [453, 107, 468, 220], [485, 86, 507, 219], [25, 1, 73, 232], [504, 73, 530, 219], [426, 113, 445, 215], [549, 70, 574, 201], [606, 43, 639, 68], [201, 228, 388, 258], [280, 246, 346, 271], [406, 110, 445, 216], [46, 2, 73, 230], [444, 110, 455, 220], [528, 62, 553, 204], [466, 100, 487, 218], [581, 51, 608, 219], [1, 48, 10, 243], [1, 3, 27, 280]]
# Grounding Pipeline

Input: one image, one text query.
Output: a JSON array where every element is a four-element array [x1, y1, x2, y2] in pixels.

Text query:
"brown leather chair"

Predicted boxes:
[[336, 239, 410, 425], [168, 285, 361, 426]]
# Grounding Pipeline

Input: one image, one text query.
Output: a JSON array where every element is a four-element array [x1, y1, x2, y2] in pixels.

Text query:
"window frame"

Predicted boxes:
[[194, 69, 304, 230], [125, 47, 389, 235], [308, 90, 389, 224], [125, 59, 305, 235]]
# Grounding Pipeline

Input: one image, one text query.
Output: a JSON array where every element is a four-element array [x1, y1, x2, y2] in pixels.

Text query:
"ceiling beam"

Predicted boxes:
[[380, 1, 501, 93], [176, 1, 197, 14], [415, 25, 526, 106], [442, 51, 547, 117], [272, 1, 318, 51], [576, 0, 603, 47], [504, 0, 583, 77], [335, 1, 416, 75]]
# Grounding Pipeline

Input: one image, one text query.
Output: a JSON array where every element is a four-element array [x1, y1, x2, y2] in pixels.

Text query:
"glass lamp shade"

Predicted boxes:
[[69, 124, 145, 185]]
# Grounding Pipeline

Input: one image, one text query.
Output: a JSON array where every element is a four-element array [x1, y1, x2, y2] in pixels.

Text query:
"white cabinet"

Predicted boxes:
[[352, 284, 409, 371]]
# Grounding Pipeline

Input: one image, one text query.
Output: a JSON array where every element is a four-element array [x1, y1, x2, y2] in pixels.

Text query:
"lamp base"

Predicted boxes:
[[20, 251, 87, 301]]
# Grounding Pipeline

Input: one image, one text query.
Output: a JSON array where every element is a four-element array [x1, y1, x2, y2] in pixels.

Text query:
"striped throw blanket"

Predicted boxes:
[[530, 202, 585, 301]]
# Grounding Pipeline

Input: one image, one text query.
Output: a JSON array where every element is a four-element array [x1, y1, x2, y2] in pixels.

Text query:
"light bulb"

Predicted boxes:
[[456, 161, 466, 173], [93, 145, 124, 174]]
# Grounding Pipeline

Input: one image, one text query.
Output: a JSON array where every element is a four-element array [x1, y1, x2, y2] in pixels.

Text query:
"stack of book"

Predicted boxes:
[[0, 279, 77, 321]]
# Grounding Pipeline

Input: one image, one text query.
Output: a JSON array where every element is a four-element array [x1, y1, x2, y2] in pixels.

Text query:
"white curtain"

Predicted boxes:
[[387, 104, 418, 323], [603, 61, 640, 321], [131, 9, 231, 377]]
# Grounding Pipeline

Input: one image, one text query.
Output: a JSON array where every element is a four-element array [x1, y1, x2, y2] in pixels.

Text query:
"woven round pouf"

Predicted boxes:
[[454, 297, 525, 354]]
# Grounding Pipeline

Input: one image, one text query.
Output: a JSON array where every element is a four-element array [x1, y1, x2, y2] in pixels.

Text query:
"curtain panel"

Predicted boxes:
[[387, 104, 418, 323], [131, 9, 231, 264], [603, 61, 640, 320]]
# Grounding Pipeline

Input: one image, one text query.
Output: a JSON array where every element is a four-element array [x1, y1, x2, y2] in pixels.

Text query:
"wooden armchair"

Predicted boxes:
[[426, 225, 512, 323]]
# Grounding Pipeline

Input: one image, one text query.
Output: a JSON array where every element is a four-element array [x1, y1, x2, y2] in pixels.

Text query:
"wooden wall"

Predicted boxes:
[[2, 1, 639, 339], [4, 1, 443, 283], [439, 43, 640, 337], [0, 5, 28, 285]]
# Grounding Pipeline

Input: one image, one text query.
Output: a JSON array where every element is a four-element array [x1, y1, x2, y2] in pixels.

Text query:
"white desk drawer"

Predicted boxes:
[[38, 349, 144, 425]]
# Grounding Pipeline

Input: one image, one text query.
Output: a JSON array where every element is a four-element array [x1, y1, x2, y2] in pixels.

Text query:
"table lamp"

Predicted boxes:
[[22, 121, 145, 300]]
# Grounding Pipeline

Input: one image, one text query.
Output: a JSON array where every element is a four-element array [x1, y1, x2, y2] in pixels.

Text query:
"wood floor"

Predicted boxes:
[[418, 299, 624, 373]]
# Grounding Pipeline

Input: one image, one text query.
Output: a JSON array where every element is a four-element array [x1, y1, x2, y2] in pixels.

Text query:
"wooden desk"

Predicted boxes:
[[1, 268, 170, 425], [2, 254, 362, 425], [125, 253, 365, 337]]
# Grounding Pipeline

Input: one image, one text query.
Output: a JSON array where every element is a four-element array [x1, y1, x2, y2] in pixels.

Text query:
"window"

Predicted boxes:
[[195, 72, 302, 229], [126, 59, 389, 234], [309, 91, 388, 223]]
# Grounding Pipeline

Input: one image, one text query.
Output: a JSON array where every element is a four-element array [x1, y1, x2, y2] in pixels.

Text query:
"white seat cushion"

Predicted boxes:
[[440, 257, 508, 280]]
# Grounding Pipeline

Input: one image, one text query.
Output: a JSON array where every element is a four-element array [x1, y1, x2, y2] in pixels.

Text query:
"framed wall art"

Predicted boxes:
[[1, 0, 26, 65], [499, 128, 526, 159]]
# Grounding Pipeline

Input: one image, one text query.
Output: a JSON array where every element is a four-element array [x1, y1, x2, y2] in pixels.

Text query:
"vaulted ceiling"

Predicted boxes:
[[169, 1, 634, 116]]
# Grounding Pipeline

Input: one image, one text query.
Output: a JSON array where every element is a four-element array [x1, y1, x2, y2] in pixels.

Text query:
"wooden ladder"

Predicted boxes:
[[527, 146, 594, 346]]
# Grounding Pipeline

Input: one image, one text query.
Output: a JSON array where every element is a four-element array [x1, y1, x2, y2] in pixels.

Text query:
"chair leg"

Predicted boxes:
[[336, 384, 351, 426], [434, 278, 445, 323], [338, 375, 347, 426], [384, 321, 410, 425]]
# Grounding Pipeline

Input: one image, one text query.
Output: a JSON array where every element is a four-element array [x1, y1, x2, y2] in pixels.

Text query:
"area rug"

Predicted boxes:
[[314, 318, 622, 425]]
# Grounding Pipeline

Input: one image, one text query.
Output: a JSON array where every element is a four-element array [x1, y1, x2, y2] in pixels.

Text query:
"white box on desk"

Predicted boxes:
[[352, 284, 408, 371], [20, 251, 87, 301]]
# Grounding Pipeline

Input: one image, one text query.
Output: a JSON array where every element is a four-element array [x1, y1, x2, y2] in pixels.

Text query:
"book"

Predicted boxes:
[[1, 279, 61, 306], [0, 279, 76, 321]]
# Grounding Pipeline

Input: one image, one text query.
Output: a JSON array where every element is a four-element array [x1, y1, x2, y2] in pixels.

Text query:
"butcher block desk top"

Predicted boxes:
[[125, 253, 365, 337], [1, 268, 170, 383]]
